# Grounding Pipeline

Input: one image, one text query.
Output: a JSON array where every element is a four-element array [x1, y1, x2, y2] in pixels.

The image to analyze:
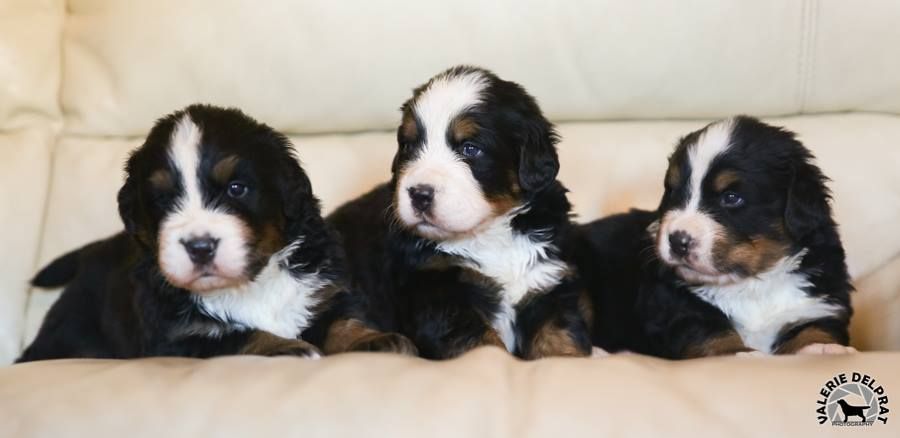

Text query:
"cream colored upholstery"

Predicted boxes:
[[60, 0, 900, 136], [2, 348, 899, 437], [1, 1, 899, 435]]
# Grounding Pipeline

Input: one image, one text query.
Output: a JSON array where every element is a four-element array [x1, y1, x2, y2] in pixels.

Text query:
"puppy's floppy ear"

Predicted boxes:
[[117, 175, 137, 234], [784, 159, 832, 240], [280, 160, 317, 222], [117, 173, 151, 246], [391, 126, 404, 175], [518, 116, 560, 193]]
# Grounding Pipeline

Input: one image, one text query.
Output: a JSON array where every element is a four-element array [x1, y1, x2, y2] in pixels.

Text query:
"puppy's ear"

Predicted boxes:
[[117, 174, 148, 245], [784, 160, 832, 240], [391, 126, 404, 175], [518, 117, 560, 193], [280, 162, 317, 223]]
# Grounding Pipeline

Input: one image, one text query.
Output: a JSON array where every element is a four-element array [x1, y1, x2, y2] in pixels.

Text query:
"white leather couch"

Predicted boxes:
[[1, 1, 898, 436]]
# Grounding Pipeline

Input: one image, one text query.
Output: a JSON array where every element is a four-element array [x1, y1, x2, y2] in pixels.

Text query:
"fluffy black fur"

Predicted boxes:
[[329, 66, 591, 360], [19, 105, 406, 362], [576, 116, 853, 358]]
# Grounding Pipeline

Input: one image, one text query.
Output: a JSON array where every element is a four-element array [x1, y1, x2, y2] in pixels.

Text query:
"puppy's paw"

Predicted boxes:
[[591, 347, 610, 358], [287, 344, 323, 360], [242, 333, 322, 359], [265, 340, 323, 359], [795, 343, 858, 355], [735, 350, 766, 358], [349, 332, 419, 356]]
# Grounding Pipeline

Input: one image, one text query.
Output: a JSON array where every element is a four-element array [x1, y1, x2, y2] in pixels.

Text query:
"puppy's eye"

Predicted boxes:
[[720, 191, 744, 208], [460, 142, 482, 158], [227, 181, 249, 199]]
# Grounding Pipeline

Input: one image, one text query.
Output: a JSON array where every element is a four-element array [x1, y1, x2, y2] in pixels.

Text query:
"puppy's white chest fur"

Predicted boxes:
[[436, 214, 569, 352], [690, 251, 841, 353], [195, 241, 327, 339]]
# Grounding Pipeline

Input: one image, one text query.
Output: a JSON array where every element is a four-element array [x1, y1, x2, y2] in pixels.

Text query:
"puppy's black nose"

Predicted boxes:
[[668, 231, 693, 258], [408, 184, 434, 213], [182, 237, 218, 265]]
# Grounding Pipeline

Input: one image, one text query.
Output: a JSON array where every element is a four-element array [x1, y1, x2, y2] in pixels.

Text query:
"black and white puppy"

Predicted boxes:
[[577, 116, 854, 358], [19, 104, 412, 362], [329, 66, 592, 360]]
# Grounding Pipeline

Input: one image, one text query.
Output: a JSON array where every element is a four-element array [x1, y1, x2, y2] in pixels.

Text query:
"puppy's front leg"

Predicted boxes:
[[682, 330, 754, 358], [157, 330, 321, 359], [412, 312, 509, 360], [516, 284, 592, 360], [238, 331, 322, 358], [324, 318, 418, 356], [774, 321, 855, 355], [479, 326, 507, 349], [521, 320, 592, 359]]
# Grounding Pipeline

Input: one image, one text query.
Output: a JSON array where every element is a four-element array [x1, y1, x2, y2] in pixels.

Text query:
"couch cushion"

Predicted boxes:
[[852, 256, 900, 351], [808, 1, 900, 113], [62, 0, 900, 137], [0, 130, 54, 364], [23, 114, 900, 354], [0, 0, 63, 130], [2, 348, 899, 437]]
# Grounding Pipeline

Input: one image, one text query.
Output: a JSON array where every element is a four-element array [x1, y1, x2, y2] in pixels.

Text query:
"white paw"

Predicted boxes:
[[735, 350, 766, 358], [300, 350, 322, 360], [795, 343, 858, 355], [590, 347, 610, 358]]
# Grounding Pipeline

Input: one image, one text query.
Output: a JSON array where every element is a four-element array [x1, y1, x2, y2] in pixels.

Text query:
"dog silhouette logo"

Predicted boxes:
[[816, 372, 890, 426], [836, 399, 870, 422]]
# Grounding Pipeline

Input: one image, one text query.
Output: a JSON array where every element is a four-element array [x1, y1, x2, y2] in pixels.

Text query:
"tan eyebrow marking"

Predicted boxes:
[[450, 116, 479, 143], [212, 155, 240, 183], [149, 169, 173, 190], [713, 170, 740, 192]]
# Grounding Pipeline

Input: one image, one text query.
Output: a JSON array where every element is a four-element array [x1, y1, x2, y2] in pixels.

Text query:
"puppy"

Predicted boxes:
[[576, 116, 853, 358], [328, 66, 591, 360], [19, 104, 413, 362]]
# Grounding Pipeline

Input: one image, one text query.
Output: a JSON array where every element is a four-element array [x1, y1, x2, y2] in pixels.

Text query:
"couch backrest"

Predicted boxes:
[[0, 0, 62, 131], [54, 0, 900, 137]]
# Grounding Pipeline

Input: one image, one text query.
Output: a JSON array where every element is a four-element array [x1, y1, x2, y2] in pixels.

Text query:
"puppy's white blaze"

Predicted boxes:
[[658, 119, 735, 276], [690, 250, 843, 354], [686, 118, 735, 210], [396, 71, 494, 235], [437, 212, 570, 352], [414, 70, 488, 137], [159, 115, 249, 289], [169, 115, 203, 213], [196, 240, 327, 339]]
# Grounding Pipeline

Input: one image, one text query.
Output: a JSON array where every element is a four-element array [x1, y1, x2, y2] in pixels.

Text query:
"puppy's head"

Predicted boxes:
[[392, 65, 559, 241], [654, 116, 832, 285], [118, 104, 314, 293]]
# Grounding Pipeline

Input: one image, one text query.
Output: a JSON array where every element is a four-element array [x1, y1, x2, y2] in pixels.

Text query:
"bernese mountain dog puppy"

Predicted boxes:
[[18, 104, 414, 362], [328, 66, 591, 360], [575, 116, 854, 358]]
